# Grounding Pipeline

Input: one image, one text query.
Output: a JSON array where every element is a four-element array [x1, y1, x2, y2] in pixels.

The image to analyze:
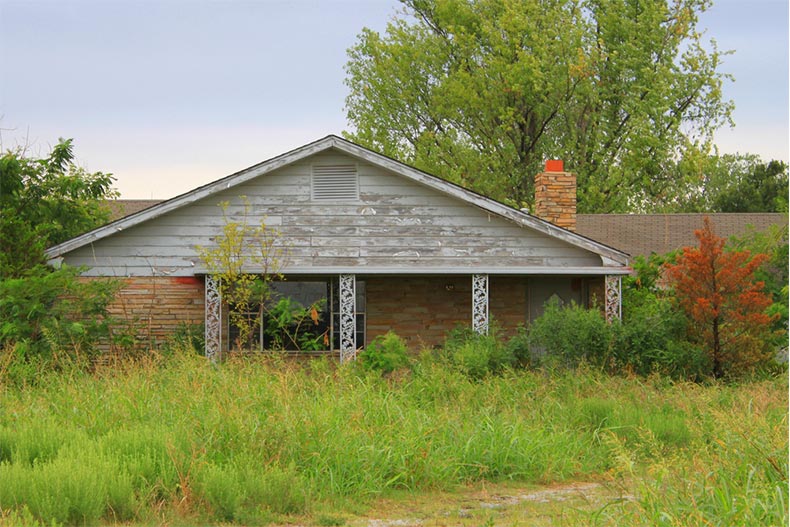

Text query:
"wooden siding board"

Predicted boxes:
[[59, 150, 616, 275]]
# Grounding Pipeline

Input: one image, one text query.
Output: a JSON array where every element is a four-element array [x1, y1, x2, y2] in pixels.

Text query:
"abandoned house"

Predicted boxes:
[[46, 135, 631, 359]]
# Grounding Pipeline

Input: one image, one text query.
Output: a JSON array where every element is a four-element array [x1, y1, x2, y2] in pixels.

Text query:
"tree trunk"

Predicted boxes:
[[712, 316, 723, 379]]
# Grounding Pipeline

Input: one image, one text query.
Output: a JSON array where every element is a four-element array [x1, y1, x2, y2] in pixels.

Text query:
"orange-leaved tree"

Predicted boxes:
[[663, 217, 776, 378]]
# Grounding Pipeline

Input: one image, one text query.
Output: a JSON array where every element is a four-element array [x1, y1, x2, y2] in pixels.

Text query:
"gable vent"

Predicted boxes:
[[311, 164, 359, 201]]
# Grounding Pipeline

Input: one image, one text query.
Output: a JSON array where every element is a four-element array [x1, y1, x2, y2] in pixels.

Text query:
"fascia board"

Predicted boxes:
[[194, 266, 633, 276]]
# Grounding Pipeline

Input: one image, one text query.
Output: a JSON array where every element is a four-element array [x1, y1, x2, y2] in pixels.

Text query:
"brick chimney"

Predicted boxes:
[[534, 160, 576, 231]]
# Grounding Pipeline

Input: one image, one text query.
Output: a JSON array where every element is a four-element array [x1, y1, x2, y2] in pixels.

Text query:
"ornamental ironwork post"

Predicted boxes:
[[605, 275, 622, 323], [205, 275, 222, 361], [472, 274, 489, 335], [339, 274, 357, 362]]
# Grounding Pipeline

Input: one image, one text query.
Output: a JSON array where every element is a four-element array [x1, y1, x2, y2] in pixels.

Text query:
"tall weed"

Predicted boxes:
[[0, 355, 785, 525]]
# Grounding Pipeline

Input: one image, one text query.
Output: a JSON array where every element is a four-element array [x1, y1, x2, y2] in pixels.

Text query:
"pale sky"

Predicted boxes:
[[1, 0, 788, 199]]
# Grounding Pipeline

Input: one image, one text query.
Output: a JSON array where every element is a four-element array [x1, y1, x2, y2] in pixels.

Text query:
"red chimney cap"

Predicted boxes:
[[545, 160, 564, 172]]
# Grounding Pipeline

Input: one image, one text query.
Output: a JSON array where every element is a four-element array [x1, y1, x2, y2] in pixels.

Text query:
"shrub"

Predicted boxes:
[[159, 322, 205, 356], [196, 458, 309, 522], [527, 300, 613, 368], [0, 265, 120, 378], [664, 218, 777, 378], [246, 463, 309, 516], [616, 288, 707, 377], [441, 325, 515, 379], [504, 326, 532, 367], [357, 331, 409, 374]]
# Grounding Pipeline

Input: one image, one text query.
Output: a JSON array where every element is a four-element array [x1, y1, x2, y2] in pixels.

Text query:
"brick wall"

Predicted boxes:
[[107, 276, 205, 349], [366, 276, 528, 349], [490, 277, 528, 336]]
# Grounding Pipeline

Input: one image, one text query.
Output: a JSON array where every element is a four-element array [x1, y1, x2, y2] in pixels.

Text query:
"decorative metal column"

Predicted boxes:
[[205, 275, 222, 361], [605, 275, 622, 323], [472, 274, 489, 335], [339, 274, 357, 362]]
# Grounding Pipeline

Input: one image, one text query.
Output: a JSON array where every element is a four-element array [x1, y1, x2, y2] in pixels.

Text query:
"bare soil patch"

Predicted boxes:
[[345, 480, 634, 527]]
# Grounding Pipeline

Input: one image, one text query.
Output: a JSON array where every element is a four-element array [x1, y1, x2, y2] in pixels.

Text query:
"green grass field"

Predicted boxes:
[[0, 353, 786, 526]]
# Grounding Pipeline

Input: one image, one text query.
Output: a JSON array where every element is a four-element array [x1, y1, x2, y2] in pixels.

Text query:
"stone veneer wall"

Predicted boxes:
[[106, 276, 205, 350], [534, 169, 577, 231], [365, 276, 528, 349]]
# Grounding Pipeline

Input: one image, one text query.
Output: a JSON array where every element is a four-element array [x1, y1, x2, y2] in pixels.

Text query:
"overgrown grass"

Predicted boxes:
[[0, 353, 786, 526]]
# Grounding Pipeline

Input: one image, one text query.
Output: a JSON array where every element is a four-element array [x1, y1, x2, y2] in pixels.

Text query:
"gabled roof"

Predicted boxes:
[[46, 135, 628, 266]]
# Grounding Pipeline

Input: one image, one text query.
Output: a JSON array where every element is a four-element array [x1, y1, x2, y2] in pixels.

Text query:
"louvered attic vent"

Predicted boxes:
[[311, 164, 359, 201]]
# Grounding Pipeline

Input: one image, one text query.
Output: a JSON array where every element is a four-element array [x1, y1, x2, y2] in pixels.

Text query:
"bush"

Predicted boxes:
[[159, 322, 205, 356], [504, 326, 532, 367], [441, 325, 515, 379], [527, 300, 613, 368], [616, 288, 707, 377], [0, 265, 119, 375], [357, 331, 409, 374]]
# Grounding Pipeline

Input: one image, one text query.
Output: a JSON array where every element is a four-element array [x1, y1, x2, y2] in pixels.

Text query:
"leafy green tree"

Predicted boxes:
[[0, 140, 120, 367], [710, 157, 788, 213], [728, 224, 789, 349], [0, 139, 116, 278], [345, 0, 732, 212], [675, 154, 788, 212]]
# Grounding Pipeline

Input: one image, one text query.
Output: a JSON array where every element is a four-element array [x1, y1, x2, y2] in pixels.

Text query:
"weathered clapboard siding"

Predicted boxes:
[[64, 150, 607, 276]]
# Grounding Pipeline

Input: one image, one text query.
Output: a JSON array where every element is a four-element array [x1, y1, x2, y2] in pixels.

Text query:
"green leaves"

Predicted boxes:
[[0, 265, 120, 359], [0, 139, 117, 278], [345, 0, 733, 212]]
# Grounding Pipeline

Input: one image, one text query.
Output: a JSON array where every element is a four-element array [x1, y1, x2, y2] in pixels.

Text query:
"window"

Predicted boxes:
[[228, 279, 366, 352]]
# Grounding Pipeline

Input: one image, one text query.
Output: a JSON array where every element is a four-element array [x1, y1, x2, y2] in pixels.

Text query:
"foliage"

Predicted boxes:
[[357, 331, 410, 374], [197, 200, 329, 353], [195, 459, 308, 523], [344, 0, 732, 212], [158, 322, 205, 356], [527, 299, 613, 368], [0, 266, 119, 374], [684, 154, 789, 212], [0, 139, 116, 278], [504, 326, 532, 367], [0, 140, 121, 375], [0, 358, 785, 525], [663, 217, 776, 378], [441, 325, 516, 378], [618, 253, 709, 378], [196, 198, 284, 352], [262, 297, 328, 351], [727, 223, 789, 348]]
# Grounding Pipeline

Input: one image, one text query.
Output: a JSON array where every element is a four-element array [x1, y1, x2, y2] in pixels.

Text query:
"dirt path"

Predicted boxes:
[[344, 480, 635, 527]]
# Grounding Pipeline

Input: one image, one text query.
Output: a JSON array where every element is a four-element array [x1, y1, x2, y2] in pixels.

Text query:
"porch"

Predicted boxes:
[[203, 273, 624, 361]]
